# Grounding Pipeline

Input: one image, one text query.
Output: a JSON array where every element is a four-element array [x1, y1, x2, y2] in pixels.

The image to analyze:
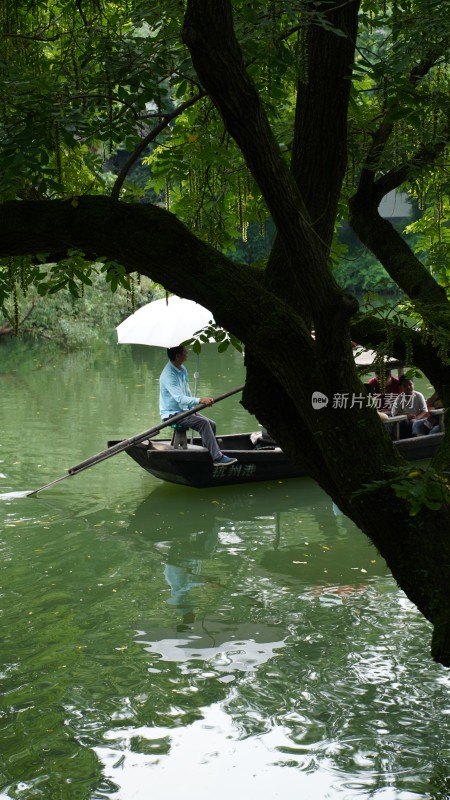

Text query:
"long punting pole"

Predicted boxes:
[[27, 384, 244, 497]]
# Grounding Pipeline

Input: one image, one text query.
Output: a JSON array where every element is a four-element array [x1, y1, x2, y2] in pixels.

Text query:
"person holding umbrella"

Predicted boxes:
[[160, 346, 237, 467]]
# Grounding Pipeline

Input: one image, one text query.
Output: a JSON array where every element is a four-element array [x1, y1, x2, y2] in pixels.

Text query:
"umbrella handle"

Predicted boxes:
[[192, 355, 200, 444], [193, 353, 200, 398]]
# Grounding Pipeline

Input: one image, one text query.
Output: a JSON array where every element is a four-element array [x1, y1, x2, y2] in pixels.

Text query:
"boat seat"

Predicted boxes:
[[170, 423, 188, 449]]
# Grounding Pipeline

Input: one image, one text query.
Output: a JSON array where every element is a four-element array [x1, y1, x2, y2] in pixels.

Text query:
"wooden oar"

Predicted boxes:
[[27, 384, 245, 497]]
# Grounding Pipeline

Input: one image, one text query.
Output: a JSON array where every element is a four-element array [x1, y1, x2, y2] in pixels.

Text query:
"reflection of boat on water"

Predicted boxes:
[[109, 426, 444, 488], [140, 511, 285, 671], [130, 479, 310, 538], [129, 481, 386, 668], [129, 478, 386, 591]]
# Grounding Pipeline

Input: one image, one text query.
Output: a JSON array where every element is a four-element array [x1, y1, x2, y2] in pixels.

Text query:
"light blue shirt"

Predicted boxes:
[[159, 361, 199, 418]]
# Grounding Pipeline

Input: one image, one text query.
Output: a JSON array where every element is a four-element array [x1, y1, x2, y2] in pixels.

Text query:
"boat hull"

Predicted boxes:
[[108, 430, 444, 489], [108, 433, 303, 488]]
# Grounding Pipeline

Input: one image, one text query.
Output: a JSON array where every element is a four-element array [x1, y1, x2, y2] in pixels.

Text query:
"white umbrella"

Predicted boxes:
[[117, 295, 215, 398], [116, 296, 214, 348]]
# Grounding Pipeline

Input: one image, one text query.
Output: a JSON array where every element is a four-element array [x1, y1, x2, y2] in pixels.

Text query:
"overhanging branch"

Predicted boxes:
[[0, 195, 317, 374]]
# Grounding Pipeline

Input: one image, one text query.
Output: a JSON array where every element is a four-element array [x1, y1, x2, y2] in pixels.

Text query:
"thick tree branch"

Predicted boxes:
[[374, 135, 449, 200], [351, 315, 450, 389], [349, 192, 448, 308], [349, 116, 450, 311], [356, 55, 440, 198], [291, 0, 360, 252], [349, 49, 449, 311], [182, 0, 346, 320], [0, 196, 316, 373]]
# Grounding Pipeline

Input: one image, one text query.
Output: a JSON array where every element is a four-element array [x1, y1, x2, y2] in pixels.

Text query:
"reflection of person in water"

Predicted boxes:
[[164, 559, 203, 631], [163, 529, 220, 632]]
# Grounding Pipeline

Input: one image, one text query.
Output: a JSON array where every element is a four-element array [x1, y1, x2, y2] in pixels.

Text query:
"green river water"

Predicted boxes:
[[1, 338, 449, 800]]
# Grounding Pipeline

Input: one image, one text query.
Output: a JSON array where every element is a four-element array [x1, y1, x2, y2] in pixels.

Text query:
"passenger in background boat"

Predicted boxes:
[[159, 345, 237, 467], [411, 391, 443, 436], [367, 368, 401, 411], [390, 376, 428, 438]]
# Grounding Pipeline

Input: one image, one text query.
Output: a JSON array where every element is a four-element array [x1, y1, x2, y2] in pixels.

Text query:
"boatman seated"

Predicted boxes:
[[159, 345, 237, 467]]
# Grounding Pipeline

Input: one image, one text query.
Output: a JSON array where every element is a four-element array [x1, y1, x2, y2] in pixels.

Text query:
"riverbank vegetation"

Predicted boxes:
[[0, 266, 156, 346], [2, 1, 450, 663]]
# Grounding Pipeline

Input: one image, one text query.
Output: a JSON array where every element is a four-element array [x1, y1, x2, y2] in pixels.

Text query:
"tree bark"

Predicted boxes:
[[291, 0, 360, 253]]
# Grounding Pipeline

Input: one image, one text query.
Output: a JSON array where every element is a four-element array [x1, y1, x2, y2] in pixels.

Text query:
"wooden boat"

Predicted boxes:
[[108, 418, 444, 488], [108, 432, 301, 488]]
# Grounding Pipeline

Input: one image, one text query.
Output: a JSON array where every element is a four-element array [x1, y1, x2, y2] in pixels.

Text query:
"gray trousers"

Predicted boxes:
[[171, 413, 222, 462]]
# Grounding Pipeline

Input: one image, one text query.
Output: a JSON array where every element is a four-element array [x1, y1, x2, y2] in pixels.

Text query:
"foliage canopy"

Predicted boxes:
[[1, 1, 450, 314]]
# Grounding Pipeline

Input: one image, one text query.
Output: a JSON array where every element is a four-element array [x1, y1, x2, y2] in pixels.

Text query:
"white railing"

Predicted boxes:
[[383, 408, 445, 440]]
